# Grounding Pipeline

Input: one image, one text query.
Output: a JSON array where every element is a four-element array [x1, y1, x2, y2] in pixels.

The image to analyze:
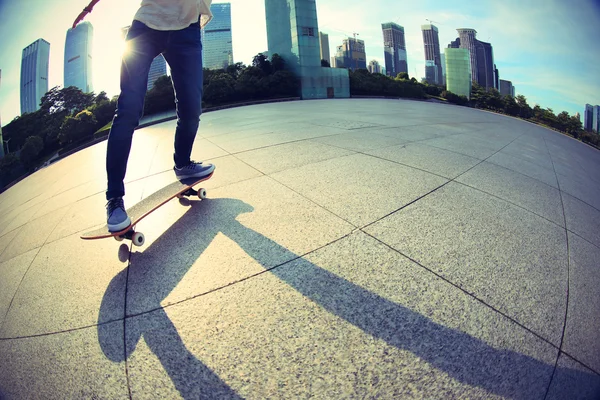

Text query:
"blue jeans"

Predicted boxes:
[[106, 19, 203, 200]]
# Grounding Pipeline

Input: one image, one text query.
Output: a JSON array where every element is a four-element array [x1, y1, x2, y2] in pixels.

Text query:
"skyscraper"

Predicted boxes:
[[499, 79, 514, 97], [382, 22, 407, 77], [147, 55, 167, 91], [265, 0, 349, 99], [440, 53, 446, 85], [475, 40, 495, 89], [368, 60, 382, 74], [20, 39, 50, 114], [444, 48, 472, 99], [584, 104, 593, 132], [202, 3, 233, 70], [456, 29, 477, 84], [64, 21, 94, 93], [421, 24, 442, 85], [450, 29, 495, 89], [319, 32, 330, 63], [593, 105, 600, 133], [494, 64, 499, 90], [334, 37, 366, 71]]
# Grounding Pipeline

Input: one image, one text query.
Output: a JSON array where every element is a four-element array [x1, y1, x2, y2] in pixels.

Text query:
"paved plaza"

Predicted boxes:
[[0, 99, 599, 399]]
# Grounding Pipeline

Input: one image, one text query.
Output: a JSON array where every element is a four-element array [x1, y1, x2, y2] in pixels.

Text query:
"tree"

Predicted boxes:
[[225, 62, 245, 78], [144, 75, 175, 115], [515, 95, 532, 119], [203, 72, 236, 104], [58, 110, 97, 145], [0, 153, 23, 186], [396, 72, 409, 80], [94, 91, 109, 104], [503, 95, 520, 116], [321, 59, 330, 68], [252, 53, 272, 75], [40, 86, 95, 116], [271, 53, 286, 72], [19, 136, 44, 170]]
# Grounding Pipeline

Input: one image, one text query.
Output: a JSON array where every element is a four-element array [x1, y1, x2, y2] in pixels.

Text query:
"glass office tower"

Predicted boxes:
[[202, 3, 234, 70], [64, 21, 94, 93], [147, 55, 167, 91], [265, 0, 349, 99], [445, 48, 472, 99], [421, 24, 442, 85], [382, 22, 407, 77], [21, 39, 50, 114]]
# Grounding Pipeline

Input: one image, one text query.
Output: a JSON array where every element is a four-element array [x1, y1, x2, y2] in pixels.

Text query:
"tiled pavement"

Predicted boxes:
[[0, 99, 599, 399]]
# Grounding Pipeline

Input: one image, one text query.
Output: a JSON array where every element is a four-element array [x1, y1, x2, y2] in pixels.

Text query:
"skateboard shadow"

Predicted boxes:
[[98, 198, 599, 399]]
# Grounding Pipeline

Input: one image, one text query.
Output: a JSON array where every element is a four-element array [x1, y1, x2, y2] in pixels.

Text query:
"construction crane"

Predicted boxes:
[[426, 18, 441, 26]]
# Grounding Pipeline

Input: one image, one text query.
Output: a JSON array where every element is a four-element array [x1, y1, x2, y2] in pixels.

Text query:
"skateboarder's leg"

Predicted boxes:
[[106, 20, 164, 201], [163, 22, 214, 180], [105, 21, 164, 232]]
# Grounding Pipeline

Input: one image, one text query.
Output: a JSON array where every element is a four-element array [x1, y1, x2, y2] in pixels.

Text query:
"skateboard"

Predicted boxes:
[[80, 173, 214, 246]]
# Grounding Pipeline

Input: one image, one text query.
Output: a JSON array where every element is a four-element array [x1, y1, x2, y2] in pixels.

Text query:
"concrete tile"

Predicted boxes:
[[125, 176, 354, 316], [0, 228, 20, 260], [487, 151, 558, 188], [557, 172, 600, 211], [369, 125, 443, 142], [367, 142, 481, 179], [211, 125, 342, 154], [546, 353, 600, 400], [563, 233, 600, 372], [31, 179, 106, 221], [310, 119, 383, 130], [0, 202, 41, 237], [0, 234, 127, 337], [0, 206, 69, 263], [499, 141, 555, 170], [421, 134, 500, 159], [456, 161, 565, 226], [272, 153, 448, 227], [0, 321, 128, 399], [126, 232, 557, 399], [563, 193, 600, 248], [0, 249, 38, 329], [364, 182, 568, 345], [236, 140, 355, 175], [312, 130, 410, 152]]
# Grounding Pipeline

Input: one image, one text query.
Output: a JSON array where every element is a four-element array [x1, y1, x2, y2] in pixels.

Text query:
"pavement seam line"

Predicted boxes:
[[359, 131, 526, 232], [0, 246, 43, 337], [361, 230, 560, 351], [122, 231, 355, 320], [541, 135, 572, 400], [123, 240, 134, 400]]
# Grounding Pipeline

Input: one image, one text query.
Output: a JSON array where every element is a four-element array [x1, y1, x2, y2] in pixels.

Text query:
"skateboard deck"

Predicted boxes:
[[81, 172, 214, 246]]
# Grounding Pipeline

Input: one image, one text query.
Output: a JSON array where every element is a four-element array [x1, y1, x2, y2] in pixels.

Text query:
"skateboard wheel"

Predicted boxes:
[[114, 235, 124, 242], [132, 232, 145, 247], [198, 188, 207, 200], [176, 193, 183, 199]]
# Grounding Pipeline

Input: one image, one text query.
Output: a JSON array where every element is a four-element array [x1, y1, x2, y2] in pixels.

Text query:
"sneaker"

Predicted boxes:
[[174, 161, 215, 180], [106, 197, 131, 232]]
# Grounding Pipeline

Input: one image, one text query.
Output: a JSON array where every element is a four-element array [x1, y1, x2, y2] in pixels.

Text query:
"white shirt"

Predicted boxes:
[[134, 0, 213, 31]]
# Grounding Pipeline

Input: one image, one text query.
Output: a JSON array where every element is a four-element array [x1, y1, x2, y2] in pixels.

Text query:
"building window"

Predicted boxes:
[[302, 27, 315, 36]]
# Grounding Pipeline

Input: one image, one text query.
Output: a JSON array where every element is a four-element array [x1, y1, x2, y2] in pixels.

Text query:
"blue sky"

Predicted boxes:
[[0, 0, 599, 125]]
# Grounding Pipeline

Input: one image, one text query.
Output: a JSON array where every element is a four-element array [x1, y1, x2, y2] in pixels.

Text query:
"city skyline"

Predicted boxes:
[[0, 0, 598, 123]]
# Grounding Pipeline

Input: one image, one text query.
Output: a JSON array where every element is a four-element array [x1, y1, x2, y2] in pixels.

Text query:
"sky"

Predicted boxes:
[[0, 0, 599, 125]]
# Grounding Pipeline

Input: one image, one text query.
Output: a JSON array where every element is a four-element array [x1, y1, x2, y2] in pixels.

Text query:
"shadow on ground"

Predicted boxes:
[[97, 198, 599, 399]]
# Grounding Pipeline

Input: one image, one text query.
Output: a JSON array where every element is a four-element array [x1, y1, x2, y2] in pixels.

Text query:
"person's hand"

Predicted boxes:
[[72, 9, 90, 29], [72, 0, 99, 29]]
